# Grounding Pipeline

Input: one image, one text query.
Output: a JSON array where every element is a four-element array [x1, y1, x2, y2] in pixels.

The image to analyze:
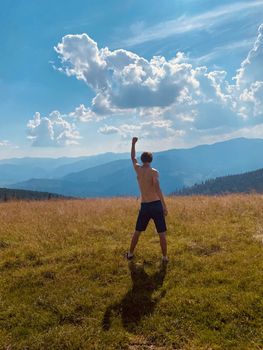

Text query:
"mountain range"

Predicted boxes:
[[0, 152, 129, 186], [175, 168, 263, 195], [3, 137, 263, 197]]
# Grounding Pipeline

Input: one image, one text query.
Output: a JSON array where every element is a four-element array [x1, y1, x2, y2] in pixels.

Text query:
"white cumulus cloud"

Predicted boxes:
[[53, 23, 263, 138], [27, 111, 81, 147], [98, 120, 184, 140], [30, 22, 263, 147], [0, 140, 19, 149], [55, 35, 199, 112]]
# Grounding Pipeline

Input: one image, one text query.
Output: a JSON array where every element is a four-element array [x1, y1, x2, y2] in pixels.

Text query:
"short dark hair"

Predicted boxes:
[[141, 152, 153, 163]]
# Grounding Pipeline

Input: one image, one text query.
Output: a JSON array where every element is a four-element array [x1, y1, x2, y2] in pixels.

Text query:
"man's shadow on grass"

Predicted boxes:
[[102, 260, 167, 332]]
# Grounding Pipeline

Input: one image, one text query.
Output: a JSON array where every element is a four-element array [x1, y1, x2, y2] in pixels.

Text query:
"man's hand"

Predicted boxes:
[[163, 207, 168, 216], [132, 137, 138, 144]]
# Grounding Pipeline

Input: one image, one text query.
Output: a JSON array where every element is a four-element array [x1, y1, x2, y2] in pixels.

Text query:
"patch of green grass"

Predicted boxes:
[[0, 196, 262, 349]]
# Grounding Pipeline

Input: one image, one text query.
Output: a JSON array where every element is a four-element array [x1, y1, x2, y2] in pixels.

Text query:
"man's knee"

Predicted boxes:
[[134, 230, 142, 236], [158, 231, 167, 237]]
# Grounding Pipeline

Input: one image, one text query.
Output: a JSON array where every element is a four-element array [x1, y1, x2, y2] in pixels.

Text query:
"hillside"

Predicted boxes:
[[0, 152, 130, 186], [0, 187, 69, 202], [7, 137, 263, 197], [175, 168, 263, 195], [0, 196, 262, 349]]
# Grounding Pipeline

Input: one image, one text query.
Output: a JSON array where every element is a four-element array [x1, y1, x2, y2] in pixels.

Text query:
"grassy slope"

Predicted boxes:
[[0, 196, 262, 350]]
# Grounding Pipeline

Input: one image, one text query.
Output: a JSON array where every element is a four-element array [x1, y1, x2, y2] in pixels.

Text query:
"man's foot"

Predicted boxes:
[[125, 252, 134, 260]]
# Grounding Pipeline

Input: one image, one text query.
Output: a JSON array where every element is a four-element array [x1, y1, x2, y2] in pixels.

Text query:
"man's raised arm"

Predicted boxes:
[[131, 137, 140, 171], [131, 137, 138, 160]]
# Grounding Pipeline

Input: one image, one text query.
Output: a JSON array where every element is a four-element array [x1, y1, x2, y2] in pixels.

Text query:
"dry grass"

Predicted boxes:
[[0, 195, 262, 349]]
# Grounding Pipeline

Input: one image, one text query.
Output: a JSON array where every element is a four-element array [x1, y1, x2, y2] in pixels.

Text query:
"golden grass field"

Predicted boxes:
[[0, 195, 262, 349]]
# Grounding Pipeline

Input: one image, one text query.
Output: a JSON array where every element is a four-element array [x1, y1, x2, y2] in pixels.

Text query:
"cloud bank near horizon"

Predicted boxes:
[[27, 23, 263, 147]]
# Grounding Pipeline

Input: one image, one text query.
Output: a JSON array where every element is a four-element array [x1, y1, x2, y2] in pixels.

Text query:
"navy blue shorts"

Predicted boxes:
[[135, 200, 167, 234]]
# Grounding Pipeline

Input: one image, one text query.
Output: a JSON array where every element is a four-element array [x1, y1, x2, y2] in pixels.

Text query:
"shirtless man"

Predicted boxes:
[[126, 137, 168, 262]]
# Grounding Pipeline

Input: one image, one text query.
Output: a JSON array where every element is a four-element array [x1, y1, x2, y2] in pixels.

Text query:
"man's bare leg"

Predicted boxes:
[[129, 230, 141, 256], [158, 232, 168, 261]]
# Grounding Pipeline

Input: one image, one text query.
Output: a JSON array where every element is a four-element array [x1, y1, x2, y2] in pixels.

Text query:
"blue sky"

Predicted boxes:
[[0, 0, 263, 158]]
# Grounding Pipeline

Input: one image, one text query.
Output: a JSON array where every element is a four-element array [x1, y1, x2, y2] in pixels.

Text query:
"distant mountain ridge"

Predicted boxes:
[[0, 188, 70, 202], [0, 152, 129, 186], [7, 137, 263, 197], [174, 168, 263, 195]]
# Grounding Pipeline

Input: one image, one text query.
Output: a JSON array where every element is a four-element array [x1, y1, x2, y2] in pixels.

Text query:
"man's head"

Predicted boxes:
[[141, 151, 153, 164]]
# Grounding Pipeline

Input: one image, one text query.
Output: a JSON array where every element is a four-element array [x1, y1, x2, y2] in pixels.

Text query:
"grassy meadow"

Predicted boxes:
[[0, 195, 262, 349]]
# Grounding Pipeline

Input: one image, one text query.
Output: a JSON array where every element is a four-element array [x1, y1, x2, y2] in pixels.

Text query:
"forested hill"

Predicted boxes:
[[0, 188, 69, 202], [174, 168, 263, 195]]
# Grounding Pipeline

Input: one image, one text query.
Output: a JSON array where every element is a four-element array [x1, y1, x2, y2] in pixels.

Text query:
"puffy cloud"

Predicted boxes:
[[229, 24, 263, 122], [55, 36, 199, 111], [239, 81, 263, 119], [0, 140, 19, 149], [55, 34, 107, 90], [0, 140, 10, 147], [140, 120, 184, 139], [98, 124, 140, 139], [27, 111, 81, 147], [54, 32, 243, 134], [98, 125, 120, 135], [33, 22, 263, 147], [98, 120, 184, 140], [68, 104, 97, 122]]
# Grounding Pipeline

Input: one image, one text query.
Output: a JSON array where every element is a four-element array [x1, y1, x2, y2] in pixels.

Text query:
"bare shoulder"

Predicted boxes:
[[151, 167, 159, 174], [151, 168, 159, 181], [132, 158, 141, 172], [151, 168, 159, 185]]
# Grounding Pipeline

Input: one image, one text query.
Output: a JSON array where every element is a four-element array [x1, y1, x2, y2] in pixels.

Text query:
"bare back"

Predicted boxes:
[[136, 166, 160, 203]]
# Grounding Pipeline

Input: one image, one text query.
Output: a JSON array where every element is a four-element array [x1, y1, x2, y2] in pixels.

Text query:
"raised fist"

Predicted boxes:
[[132, 137, 138, 144]]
